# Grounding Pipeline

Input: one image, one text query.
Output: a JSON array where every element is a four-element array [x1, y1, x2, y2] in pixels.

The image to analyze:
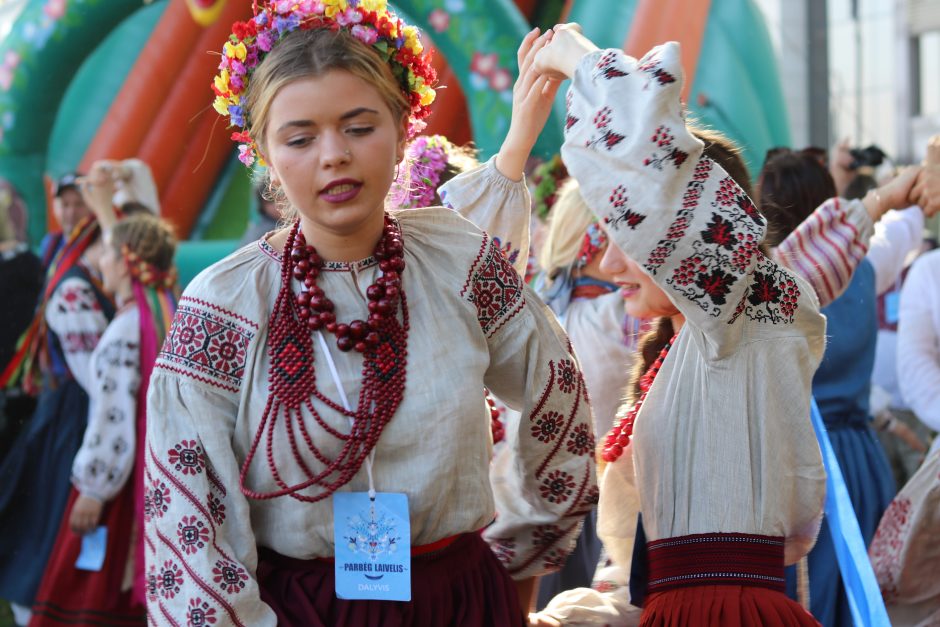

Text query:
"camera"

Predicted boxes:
[[848, 145, 887, 170]]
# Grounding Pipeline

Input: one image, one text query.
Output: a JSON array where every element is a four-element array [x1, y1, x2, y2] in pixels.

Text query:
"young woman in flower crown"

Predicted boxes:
[[145, 4, 597, 625], [30, 214, 178, 626], [527, 25, 830, 626]]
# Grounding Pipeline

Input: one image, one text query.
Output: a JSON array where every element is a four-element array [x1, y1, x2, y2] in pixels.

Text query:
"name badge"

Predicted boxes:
[[333, 492, 411, 601], [885, 291, 900, 324]]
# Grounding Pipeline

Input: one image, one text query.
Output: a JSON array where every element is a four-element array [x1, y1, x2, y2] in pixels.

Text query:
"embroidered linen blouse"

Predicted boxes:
[[145, 203, 598, 624], [71, 307, 140, 502], [542, 44, 827, 624]]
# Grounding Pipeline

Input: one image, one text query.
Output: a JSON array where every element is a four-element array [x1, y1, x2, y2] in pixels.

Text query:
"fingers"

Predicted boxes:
[[926, 134, 940, 165], [517, 30, 552, 92], [517, 27, 540, 74]]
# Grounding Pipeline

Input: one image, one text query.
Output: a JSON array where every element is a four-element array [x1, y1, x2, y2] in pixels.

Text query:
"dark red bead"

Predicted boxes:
[[368, 301, 380, 314], [291, 248, 305, 261], [336, 336, 354, 352], [383, 272, 399, 284], [319, 311, 336, 325], [365, 332, 380, 345], [326, 322, 338, 333], [304, 276, 316, 288], [297, 291, 311, 306], [297, 307, 310, 319], [306, 316, 323, 330], [366, 285, 385, 301], [354, 341, 367, 353], [386, 240, 403, 255], [376, 299, 392, 315], [390, 257, 405, 272], [368, 313, 383, 324], [296, 259, 310, 273], [349, 320, 366, 339], [334, 323, 350, 338], [379, 259, 392, 272], [293, 269, 306, 281], [383, 285, 399, 300]]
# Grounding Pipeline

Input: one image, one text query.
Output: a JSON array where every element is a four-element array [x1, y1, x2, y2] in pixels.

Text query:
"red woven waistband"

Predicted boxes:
[[647, 533, 785, 593]]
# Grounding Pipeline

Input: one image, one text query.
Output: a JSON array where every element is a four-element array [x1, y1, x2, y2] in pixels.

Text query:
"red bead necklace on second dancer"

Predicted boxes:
[[601, 334, 677, 463], [240, 216, 409, 503]]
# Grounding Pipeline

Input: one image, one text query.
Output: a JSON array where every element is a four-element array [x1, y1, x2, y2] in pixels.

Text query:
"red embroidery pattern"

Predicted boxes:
[[54, 280, 104, 314], [638, 52, 677, 87], [157, 297, 258, 394], [586, 106, 625, 150], [532, 524, 565, 548], [461, 234, 525, 338], [540, 469, 576, 504], [566, 423, 595, 456], [643, 125, 689, 171], [869, 496, 913, 603], [146, 479, 172, 521], [168, 440, 207, 476], [594, 50, 629, 80], [604, 184, 647, 232], [187, 597, 218, 627], [212, 560, 249, 594], [728, 256, 801, 325], [645, 158, 713, 274], [159, 560, 185, 599], [665, 173, 766, 318], [61, 331, 101, 354], [178, 516, 211, 554]]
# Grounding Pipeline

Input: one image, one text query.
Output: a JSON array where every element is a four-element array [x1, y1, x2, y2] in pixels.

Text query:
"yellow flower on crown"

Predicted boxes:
[[214, 69, 231, 96], [322, 0, 345, 18], [224, 41, 247, 61], [360, 0, 385, 11], [213, 95, 230, 116]]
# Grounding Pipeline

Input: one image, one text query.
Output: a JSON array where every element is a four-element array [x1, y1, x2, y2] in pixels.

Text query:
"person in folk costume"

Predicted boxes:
[[523, 25, 833, 626], [756, 149, 928, 627], [38, 174, 92, 272], [0, 185, 114, 624], [28, 214, 178, 626], [144, 4, 597, 625]]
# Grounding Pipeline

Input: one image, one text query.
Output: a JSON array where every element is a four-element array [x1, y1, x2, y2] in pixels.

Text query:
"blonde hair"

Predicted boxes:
[[110, 214, 177, 274], [0, 187, 13, 243], [538, 179, 596, 280]]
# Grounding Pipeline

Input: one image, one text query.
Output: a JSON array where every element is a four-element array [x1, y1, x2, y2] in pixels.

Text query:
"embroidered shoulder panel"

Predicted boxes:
[[461, 234, 525, 338], [156, 296, 259, 394]]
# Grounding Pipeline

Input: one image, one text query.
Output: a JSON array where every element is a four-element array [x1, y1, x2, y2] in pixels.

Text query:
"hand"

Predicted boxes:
[[78, 160, 120, 229], [533, 23, 599, 81], [496, 28, 563, 181], [69, 494, 103, 535], [528, 613, 562, 627], [911, 134, 940, 217], [830, 138, 854, 197], [863, 165, 921, 221], [888, 417, 929, 454]]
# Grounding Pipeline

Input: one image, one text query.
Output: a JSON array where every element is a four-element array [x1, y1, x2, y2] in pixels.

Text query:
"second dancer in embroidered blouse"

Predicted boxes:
[[146, 3, 595, 626]]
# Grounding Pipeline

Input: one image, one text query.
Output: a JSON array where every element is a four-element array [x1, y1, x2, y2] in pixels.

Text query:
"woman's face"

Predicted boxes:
[[599, 239, 679, 320], [98, 232, 128, 296], [54, 188, 90, 235], [263, 70, 406, 244]]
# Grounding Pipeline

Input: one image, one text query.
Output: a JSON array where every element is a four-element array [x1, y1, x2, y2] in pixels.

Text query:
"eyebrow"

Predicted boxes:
[[276, 107, 381, 133]]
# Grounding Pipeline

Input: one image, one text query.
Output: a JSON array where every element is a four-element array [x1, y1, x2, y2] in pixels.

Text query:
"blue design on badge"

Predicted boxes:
[[333, 492, 411, 601]]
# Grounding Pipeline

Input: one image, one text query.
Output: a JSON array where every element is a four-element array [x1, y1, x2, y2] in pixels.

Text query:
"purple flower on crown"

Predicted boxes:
[[275, 14, 301, 35], [254, 12, 268, 27], [257, 29, 277, 52], [351, 25, 378, 45], [230, 73, 245, 92], [245, 48, 260, 68], [218, 56, 230, 71], [228, 105, 246, 127], [275, 0, 293, 13], [230, 59, 246, 75]]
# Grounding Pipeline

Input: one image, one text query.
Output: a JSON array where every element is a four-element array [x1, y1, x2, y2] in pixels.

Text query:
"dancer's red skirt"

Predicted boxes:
[[639, 532, 819, 626], [30, 486, 144, 626], [257, 532, 526, 626]]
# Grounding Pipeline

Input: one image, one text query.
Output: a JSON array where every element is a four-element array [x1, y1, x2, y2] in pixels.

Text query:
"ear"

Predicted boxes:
[[396, 115, 409, 163]]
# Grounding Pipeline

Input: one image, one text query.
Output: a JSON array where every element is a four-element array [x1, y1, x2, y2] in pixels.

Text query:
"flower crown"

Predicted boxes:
[[391, 134, 452, 209], [212, 0, 437, 168], [122, 246, 178, 289], [531, 155, 569, 219]]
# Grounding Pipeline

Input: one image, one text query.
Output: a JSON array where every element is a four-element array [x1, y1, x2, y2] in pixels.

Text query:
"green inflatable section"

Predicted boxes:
[[0, 0, 144, 245]]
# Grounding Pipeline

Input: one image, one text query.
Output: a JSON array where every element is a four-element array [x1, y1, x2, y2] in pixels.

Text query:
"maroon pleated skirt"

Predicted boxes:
[[256, 532, 526, 627], [30, 486, 145, 626]]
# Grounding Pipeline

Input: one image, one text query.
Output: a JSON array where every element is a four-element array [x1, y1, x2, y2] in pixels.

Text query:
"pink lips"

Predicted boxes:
[[319, 178, 362, 203], [618, 282, 640, 299]]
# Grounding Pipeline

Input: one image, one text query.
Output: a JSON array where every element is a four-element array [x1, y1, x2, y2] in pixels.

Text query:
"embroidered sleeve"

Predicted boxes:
[[154, 296, 258, 396], [774, 197, 872, 307], [45, 276, 110, 392], [145, 374, 277, 627], [470, 237, 598, 579], [71, 332, 140, 502], [439, 156, 530, 275], [561, 45, 822, 356]]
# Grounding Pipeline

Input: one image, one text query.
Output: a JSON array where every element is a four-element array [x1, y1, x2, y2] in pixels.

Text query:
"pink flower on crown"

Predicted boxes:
[[337, 8, 363, 26], [256, 29, 277, 52], [238, 145, 255, 167], [351, 25, 378, 45]]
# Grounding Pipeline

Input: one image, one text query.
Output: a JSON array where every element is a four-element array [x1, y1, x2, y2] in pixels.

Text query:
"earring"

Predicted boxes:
[[344, 149, 352, 159]]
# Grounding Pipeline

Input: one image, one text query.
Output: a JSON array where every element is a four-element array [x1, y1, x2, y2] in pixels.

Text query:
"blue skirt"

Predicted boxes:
[[0, 380, 89, 605], [785, 421, 896, 627]]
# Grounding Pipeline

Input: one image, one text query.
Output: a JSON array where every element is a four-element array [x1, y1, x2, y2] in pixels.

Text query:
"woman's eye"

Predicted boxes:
[[287, 136, 313, 147], [347, 126, 374, 136]]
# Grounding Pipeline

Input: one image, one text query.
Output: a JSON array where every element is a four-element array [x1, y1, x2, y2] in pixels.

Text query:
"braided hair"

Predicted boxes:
[[109, 214, 177, 289]]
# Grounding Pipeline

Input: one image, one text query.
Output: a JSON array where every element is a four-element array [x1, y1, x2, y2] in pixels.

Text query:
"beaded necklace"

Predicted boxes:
[[239, 218, 409, 503], [601, 334, 677, 463]]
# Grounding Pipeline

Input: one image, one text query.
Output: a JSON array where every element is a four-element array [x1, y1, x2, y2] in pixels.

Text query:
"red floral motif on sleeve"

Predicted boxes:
[[168, 440, 207, 476], [604, 184, 647, 232], [566, 423, 595, 456], [531, 411, 564, 443], [586, 106, 625, 151], [178, 516, 211, 554], [461, 235, 525, 338], [540, 469, 576, 504], [159, 560, 185, 599], [187, 597, 218, 627], [643, 125, 689, 171], [594, 50, 629, 80], [212, 560, 249, 595], [869, 496, 913, 604]]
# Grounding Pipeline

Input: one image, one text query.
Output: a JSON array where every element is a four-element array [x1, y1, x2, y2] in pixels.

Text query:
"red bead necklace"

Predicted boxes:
[[239, 217, 409, 503], [291, 215, 405, 352], [601, 334, 677, 463]]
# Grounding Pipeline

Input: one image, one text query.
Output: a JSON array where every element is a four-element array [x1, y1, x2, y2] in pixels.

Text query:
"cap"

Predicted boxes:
[[54, 173, 81, 197]]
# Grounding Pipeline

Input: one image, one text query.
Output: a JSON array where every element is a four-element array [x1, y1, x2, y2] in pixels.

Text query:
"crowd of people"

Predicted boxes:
[[1, 2, 940, 626]]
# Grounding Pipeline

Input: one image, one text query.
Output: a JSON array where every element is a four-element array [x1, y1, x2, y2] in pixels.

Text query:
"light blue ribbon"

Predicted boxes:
[[809, 398, 891, 626]]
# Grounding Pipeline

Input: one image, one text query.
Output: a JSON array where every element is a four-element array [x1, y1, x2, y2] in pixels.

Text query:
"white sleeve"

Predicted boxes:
[[897, 253, 940, 432], [866, 206, 924, 296], [72, 328, 140, 502], [438, 156, 531, 275], [45, 276, 110, 392]]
